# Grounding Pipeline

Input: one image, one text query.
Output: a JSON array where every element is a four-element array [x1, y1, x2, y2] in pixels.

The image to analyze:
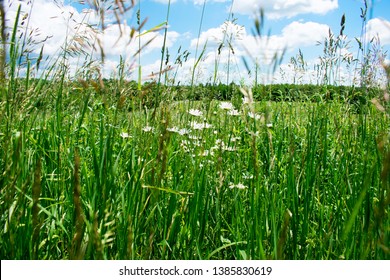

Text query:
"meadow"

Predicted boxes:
[[0, 1, 389, 260]]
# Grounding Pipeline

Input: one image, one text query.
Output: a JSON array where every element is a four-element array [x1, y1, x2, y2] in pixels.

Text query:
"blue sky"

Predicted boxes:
[[5, 0, 390, 85]]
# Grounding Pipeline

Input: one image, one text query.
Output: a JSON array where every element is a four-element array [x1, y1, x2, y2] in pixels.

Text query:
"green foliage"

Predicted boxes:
[[1, 80, 389, 259], [0, 0, 389, 261]]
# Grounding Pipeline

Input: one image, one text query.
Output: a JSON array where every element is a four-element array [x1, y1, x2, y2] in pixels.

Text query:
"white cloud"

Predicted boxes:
[[84, 25, 180, 77], [232, 0, 338, 19], [4, 0, 180, 78], [178, 20, 331, 84], [6, 0, 80, 56], [279, 21, 330, 48], [98, 23, 179, 56], [365, 18, 390, 46], [190, 20, 329, 64]]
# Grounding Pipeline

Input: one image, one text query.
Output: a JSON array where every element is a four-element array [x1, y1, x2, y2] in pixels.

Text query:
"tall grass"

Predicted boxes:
[[0, 0, 389, 260]]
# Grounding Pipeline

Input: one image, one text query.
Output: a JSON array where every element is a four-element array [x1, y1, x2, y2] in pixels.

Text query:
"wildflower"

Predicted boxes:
[[188, 109, 203, 117], [223, 146, 237, 152], [188, 134, 202, 140], [142, 125, 154, 132], [168, 127, 192, 135], [167, 126, 179, 133], [219, 101, 234, 110], [180, 140, 190, 153], [199, 150, 210, 157], [229, 183, 248, 190], [178, 128, 191, 135], [191, 139, 202, 147], [266, 123, 273, 128], [248, 112, 263, 120], [13, 131, 21, 139], [120, 132, 131, 138], [190, 121, 212, 130], [242, 173, 254, 180], [212, 139, 236, 152], [247, 129, 260, 137], [214, 139, 223, 146], [228, 109, 241, 116]]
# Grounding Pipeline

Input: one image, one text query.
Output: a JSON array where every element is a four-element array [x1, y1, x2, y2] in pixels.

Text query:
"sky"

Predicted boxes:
[[4, 0, 390, 85]]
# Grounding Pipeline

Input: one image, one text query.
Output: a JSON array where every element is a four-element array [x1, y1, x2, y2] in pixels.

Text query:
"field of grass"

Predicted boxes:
[[0, 1, 389, 260]]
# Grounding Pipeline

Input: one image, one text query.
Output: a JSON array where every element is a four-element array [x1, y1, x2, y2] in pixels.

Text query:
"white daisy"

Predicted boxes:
[[228, 109, 241, 116], [178, 128, 191, 135], [167, 126, 179, 133], [168, 127, 192, 135], [188, 134, 201, 140], [219, 101, 234, 110], [142, 125, 154, 132], [188, 109, 203, 117], [248, 112, 262, 120], [212, 139, 236, 152], [120, 132, 131, 138], [190, 121, 213, 130], [223, 146, 237, 152]]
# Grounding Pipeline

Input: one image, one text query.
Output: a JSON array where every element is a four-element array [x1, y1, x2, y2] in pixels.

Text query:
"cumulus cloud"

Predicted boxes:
[[5, 1, 80, 56], [90, 25, 180, 78], [365, 18, 390, 46], [179, 19, 331, 84], [279, 21, 330, 48], [190, 21, 244, 49], [4, 0, 180, 78], [189, 20, 329, 64], [232, 0, 338, 19]]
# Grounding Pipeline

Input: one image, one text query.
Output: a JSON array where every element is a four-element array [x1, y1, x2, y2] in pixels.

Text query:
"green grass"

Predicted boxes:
[[0, 0, 389, 260], [0, 87, 389, 259]]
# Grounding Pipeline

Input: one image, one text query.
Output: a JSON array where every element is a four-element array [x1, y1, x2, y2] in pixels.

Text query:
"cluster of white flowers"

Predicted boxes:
[[190, 121, 213, 130], [168, 126, 191, 135], [151, 106, 271, 167], [248, 112, 263, 120], [246, 129, 260, 137], [180, 140, 191, 153], [199, 149, 210, 157], [212, 139, 237, 152], [229, 183, 248, 190], [228, 109, 240, 116], [188, 134, 202, 140], [242, 172, 254, 180], [188, 109, 203, 117], [230, 136, 241, 143], [142, 125, 154, 132], [219, 101, 234, 111]]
